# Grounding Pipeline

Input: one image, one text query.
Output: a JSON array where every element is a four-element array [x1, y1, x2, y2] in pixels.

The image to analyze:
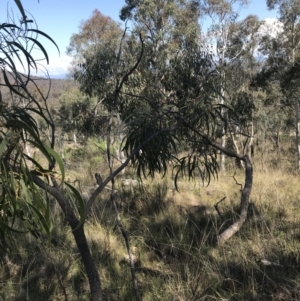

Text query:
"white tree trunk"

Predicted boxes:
[[248, 121, 254, 158], [73, 132, 77, 145], [220, 81, 226, 171], [296, 100, 300, 171]]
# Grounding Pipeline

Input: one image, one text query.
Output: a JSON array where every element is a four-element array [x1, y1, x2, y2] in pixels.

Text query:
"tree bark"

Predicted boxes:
[[217, 155, 253, 244], [71, 224, 103, 301], [296, 100, 300, 171], [32, 176, 103, 301]]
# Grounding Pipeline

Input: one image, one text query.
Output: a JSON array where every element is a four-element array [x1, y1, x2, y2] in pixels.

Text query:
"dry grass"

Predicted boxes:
[[2, 140, 300, 300]]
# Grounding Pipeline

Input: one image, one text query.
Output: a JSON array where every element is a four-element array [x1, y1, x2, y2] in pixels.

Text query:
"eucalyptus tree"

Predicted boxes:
[[223, 15, 262, 160], [64, 1, 255, 299], [254, 0, 300, 166], [258, 0, 300, 169], [69, 0, 254, 242], [116, 0, 253, 245], [199, 0, 252, 170], [67, 9, 128, 169]]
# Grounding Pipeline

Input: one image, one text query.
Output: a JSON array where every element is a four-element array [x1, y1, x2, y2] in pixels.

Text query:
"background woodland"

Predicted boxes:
[[1, 0, 300, 300]]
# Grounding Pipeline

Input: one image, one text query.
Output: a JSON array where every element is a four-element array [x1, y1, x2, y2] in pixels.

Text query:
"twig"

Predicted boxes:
[[214, 197, 226, 218], [232, 170, 243, 190]]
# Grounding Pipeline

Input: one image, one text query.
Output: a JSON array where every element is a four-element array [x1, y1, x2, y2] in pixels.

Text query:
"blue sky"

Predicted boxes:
[[1, 0, 278, 77]]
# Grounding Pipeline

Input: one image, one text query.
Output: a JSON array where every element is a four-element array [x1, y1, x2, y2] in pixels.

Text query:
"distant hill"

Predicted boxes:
[[0, 71, 76, 110], [50, 73, 68, 79]]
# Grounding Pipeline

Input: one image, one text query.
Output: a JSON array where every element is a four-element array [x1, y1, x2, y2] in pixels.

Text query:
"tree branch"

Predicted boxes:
[[85, 126, 176, 219]]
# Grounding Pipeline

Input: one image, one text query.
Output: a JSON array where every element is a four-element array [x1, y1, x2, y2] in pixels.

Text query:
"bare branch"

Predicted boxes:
[[214, 197, 226, 218]]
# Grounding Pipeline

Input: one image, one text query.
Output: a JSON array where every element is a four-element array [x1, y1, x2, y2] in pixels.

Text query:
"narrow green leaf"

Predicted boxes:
[[27, 37, 49, 64], [1, 23, 20, 29], [28, 203, 51, 239], [9, 41, 37, 70], [64, 182, 85, 226], [27, 139, 53, 166], [0, 138, 7, 157], [7, 119, 39, 139], [1, 58, 17, 77], [28, 29, 60, 55], [44, 145, 65, 182], [1, 70, 26, 98], [14, 0, 27, 23], [23, 153, 46, 172], [20, 179, 31, 204], [5, 37, 26, 71]]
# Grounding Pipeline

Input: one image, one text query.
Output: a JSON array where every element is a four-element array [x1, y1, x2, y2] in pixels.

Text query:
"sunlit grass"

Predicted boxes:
[[2, 139, 300, 300]]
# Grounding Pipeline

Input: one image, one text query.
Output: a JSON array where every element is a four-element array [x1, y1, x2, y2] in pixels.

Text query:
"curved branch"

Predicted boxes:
[[31, 174, 79, 226], [115, 33, 144, 97], [217, 155, 253, 244], [175, 114, 253, 244], [85, 126, 176, 219]]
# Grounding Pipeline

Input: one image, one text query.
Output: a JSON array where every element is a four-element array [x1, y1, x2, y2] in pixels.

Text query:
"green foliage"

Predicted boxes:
[[0, 2, 59, 95], [123, 111, 177, 178], [57, 87, 110, 140], [0, 108, 56, 241], [67, 9, 124, 111], [0, 1, 65, 244], [229, 91, 255, 128], [68, 0, 223, 185]]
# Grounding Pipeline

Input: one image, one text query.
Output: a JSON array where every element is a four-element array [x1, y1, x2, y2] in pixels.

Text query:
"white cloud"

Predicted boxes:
[[12, 52, 72, 78], [35, 54, 72, 77]]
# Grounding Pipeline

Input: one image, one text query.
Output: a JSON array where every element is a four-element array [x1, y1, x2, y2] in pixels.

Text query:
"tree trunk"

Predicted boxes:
[[178, 118, 253, 244], [117, 113, 126, 174], [73, 132, 77, 145], [71, 224, 103, 301], [217, 155, 253, 244], [220, 77, 226, 172], [58, 204, 103, 301], [32, 176, 103, 301], [220, 133, 226, 171], [296, 100, 300, 171], [230, 128, 245, 169], [246, 121, 254, 159]]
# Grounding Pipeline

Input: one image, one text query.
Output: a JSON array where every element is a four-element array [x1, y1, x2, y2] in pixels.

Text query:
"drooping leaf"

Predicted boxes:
[[28, 29, 60, 55], [63, 182, 85, 225], [13, 0, 27, 23], [44, 145, 65, 182]]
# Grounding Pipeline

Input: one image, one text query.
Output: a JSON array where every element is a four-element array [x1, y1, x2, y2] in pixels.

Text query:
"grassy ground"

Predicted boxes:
[[1, 139, 300, 300]]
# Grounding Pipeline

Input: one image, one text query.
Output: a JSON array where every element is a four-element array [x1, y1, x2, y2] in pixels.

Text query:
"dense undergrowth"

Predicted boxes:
[[1, 138, 300, 301]]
